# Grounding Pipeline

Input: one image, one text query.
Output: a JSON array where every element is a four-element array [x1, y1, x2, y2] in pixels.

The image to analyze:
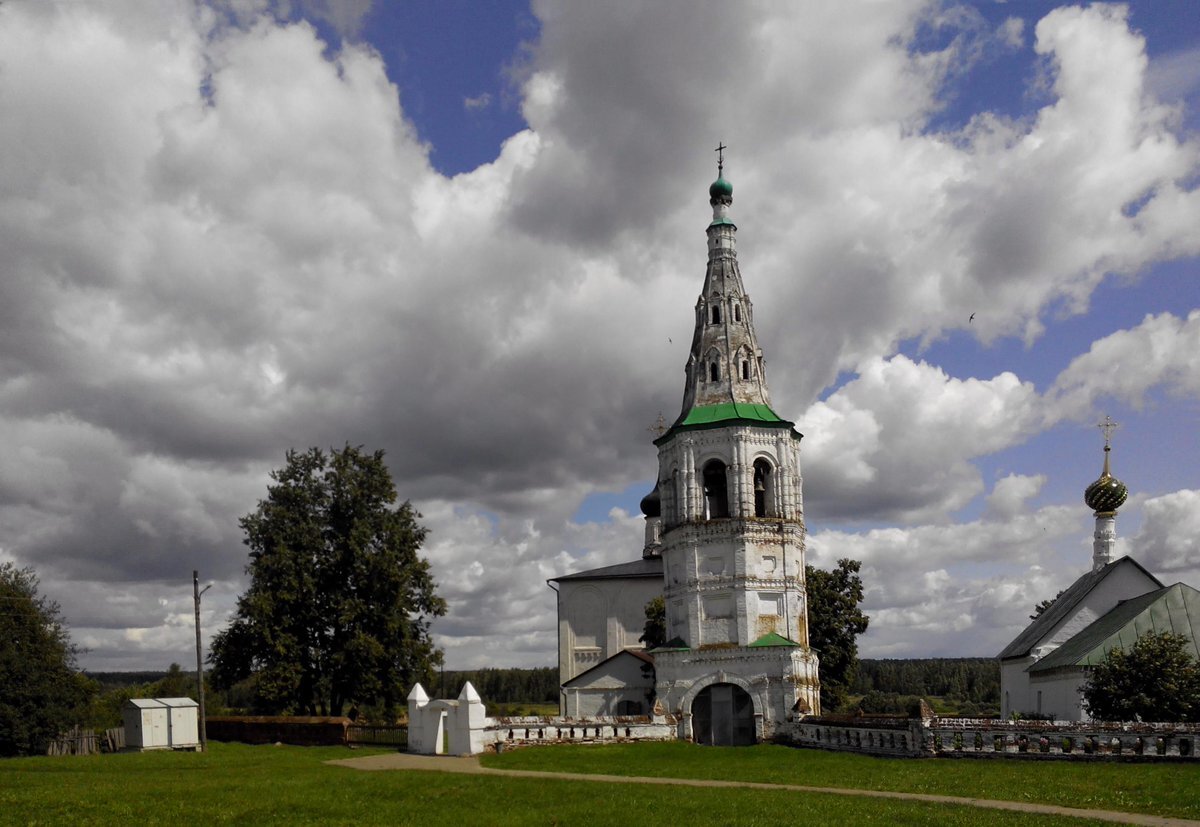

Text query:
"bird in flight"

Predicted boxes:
[[969, 313, 975, 323]]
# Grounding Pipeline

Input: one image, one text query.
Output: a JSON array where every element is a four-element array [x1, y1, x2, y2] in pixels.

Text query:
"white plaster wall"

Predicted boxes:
[[556, 575, 662, 712], [1041, 563, 1158, 654], [563, 655, 655, 718], [1030, 671, 1088, 722], [1000, 658, 1035, 719]]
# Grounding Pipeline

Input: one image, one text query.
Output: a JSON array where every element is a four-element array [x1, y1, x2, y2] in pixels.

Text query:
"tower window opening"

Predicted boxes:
[[734, 304, 742, 323], [711, 305, 721, 324], [703, 460, 730, 519], [741, 360, 750, 381], [710, 362, 719, 382], [753, 459, 773, 518]]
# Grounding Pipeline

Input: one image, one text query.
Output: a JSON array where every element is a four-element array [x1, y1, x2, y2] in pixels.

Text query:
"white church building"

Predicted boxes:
[[550, 159, 820, 745], [999, 431, 1200, 721]]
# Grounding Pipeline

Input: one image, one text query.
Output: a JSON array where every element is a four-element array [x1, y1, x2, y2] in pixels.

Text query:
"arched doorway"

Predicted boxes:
[[691, 683, 756, 746]]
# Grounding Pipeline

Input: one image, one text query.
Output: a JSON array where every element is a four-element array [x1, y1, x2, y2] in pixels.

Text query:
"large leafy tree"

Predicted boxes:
[[806, 558, 870, 713], [0, 564, 96, 756], [210, 446, 446, 717], [1082, 632, 1200, 722]]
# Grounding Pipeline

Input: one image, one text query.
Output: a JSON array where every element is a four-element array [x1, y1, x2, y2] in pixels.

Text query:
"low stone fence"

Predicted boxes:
[[777, 715, 925, 757], [925, 718, 1200, 759], [488, 716, 675, 751], [777, 716, 1200, 760]]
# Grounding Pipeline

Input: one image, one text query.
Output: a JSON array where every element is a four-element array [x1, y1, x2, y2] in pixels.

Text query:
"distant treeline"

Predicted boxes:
[[89, 659, 1000, 709], [853, 658, 1000, 703], [436, 667, 559, 704], [86, 671, 174, 692]]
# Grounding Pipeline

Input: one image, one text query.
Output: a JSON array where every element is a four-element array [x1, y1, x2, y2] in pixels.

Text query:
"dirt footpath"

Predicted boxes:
[[328, 752, 1200, 826]]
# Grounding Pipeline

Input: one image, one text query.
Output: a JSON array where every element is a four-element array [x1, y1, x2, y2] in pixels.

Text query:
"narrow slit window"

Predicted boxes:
[[734, 304, 742, 322], [711, 305, 721, 324], [710, 362, 720, 382], [741, 360, 750, 380]]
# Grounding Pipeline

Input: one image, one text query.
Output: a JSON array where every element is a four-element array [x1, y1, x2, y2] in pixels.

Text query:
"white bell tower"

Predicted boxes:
[[649, 150, 820, 742]]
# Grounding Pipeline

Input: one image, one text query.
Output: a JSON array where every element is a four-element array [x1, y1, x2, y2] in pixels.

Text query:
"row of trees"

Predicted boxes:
[[852, 658, 1001, 705], [439, 668, 559, 704]]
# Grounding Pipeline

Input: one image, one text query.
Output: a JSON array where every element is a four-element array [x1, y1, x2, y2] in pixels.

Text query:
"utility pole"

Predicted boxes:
[[193, 570, 211, 752]]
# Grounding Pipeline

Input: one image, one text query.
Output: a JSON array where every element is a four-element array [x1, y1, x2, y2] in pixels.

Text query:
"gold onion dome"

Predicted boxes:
[[1084, 447, 1128, 514]]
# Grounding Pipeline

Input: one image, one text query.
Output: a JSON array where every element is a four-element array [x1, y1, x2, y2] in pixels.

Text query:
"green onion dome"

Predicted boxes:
[[709, 176, 733, 202], [1084, 449, 1128, 513]]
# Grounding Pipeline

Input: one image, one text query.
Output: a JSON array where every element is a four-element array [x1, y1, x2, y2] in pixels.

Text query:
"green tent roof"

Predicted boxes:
[[1029, 583, 1200, 673], [656, 403, 797, 444], [748, 632, 800, 648]]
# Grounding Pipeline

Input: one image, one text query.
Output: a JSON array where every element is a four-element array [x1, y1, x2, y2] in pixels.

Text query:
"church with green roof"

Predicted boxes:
[[999, 431, 1200, 721]]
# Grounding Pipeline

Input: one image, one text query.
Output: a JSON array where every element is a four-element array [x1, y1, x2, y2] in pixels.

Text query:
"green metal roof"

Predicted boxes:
[[1029, 583, 1200, 673], [681, 402, 784, 426], [748, 632, 799, 648], [998, 557, 1162, 660], [656, 403, 797, 445]]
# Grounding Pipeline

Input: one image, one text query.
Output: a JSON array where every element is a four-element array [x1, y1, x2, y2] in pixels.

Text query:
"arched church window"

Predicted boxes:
[[741, 360, 750, 381], [711, 304, 722, 325], [710, 362, 720, 382], [703, 460, 730, 519], [753, 459, 773, 518], [734, 304, 742, 323]]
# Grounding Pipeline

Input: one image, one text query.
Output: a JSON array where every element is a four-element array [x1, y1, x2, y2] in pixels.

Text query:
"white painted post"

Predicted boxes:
[[406, 684, 429, 754]]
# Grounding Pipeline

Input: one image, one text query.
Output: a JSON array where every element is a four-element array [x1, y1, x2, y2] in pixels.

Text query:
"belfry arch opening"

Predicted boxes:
[[711, 304, 721, 324], [691, 683, 756, 746], [753, 459, 774, 518], [702, 460, 730, 519]]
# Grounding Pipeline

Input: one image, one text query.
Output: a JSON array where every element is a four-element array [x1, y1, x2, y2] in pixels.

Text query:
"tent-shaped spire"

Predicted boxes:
[[658, 153, 794, 444]]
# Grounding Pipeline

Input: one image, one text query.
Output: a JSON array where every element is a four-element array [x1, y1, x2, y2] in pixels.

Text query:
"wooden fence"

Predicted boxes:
[[346, 724, 408, 749], [45, 726, 125, 756]]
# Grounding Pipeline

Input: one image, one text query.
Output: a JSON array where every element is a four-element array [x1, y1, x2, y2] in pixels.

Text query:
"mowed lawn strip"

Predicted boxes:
[[0, 742, 1105, 826], [482, 741, 1200, 820]]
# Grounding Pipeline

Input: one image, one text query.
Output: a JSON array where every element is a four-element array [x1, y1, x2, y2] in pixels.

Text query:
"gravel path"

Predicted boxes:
[[328, 752, 1200, 826]]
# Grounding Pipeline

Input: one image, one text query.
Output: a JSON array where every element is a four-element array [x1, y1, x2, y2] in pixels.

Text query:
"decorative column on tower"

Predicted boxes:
[[1084, 416, 1129, 572]]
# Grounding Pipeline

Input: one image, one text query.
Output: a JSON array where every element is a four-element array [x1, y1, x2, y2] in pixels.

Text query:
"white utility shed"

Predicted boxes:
[[123, 697, 200, 751]]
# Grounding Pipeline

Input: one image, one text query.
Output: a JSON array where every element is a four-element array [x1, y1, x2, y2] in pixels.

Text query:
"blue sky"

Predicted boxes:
[[0, 1, 1198, 670]]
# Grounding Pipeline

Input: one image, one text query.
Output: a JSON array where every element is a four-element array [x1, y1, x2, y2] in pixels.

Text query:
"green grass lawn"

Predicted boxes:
[[0, 742, 1114, 826], [484, 740, 1200, 819]]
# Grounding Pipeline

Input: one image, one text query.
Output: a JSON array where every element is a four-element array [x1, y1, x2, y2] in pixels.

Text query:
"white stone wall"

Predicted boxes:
[[657, 426, 803, 529], [555, 575, 662, 710], [653, 643, 820, 739], [561, 653, 655, 718]]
